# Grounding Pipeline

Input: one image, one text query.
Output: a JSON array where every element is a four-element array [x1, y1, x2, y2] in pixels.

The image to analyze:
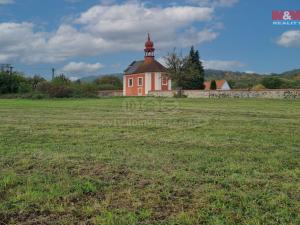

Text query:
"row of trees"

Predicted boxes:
[[0, 46, 205, 98], [0, 72, 122, 98], [260, 77, 300, 89], [251, 77, 300, 90]]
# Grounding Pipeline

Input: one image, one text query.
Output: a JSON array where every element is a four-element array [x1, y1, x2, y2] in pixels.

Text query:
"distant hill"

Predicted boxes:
[[204, 69, 264, 89], [205, 69, 300, 89], [80, 73, 123, 83], [278, 69, 300, 80], [79, 69, 300, 89]]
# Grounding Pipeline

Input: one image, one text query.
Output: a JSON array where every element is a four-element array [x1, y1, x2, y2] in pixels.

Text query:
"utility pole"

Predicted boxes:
[[0, 64, 11, 74], [52, 68, 55, 80], [9, 66, 13, 75]]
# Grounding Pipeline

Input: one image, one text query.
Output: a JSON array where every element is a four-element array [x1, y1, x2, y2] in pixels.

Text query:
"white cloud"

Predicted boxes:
[[0, 0, 14, 5], [69, 76, 80, 81], [0, 2, 219, 64], [76, 3, 214, 43], [213, 0, 239, 7], [156, 57, 167, 67], [276, 30, 300, 48], [157, 58, 244, 71], [203, 60, 244, 70], [62, 62, 104, 75], [0, 22, 47, 63], [176, 28, 218, 47], [187, 0, 238, 7], [46, 25, 110, 60]]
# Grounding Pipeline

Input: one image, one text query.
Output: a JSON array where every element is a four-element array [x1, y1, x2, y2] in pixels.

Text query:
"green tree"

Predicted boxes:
[[183, 46, 205, 89], [164, 49, 187, 96], [28, 75, 46, 90], [52, 74, 71, 86], [228, 80, 236, 89], [211, 80, 217, 90], [0, 72, 31, 94], [261, 77, 283, 89], [71, 82, 98, 97]]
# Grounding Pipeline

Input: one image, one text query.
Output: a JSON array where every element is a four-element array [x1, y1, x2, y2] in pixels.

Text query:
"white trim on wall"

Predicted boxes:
[[123, 76, 126, 96], [145, 73, 151, 95], [168, 79, 172, 91], [128, 78, 133, 87], [155, 73, 161, 91]]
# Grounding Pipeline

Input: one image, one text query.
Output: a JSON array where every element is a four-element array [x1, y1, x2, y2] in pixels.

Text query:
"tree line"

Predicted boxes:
[[0, 46, 206, 98], [1, 45, 299, 98], [0, 72, 122, 98]]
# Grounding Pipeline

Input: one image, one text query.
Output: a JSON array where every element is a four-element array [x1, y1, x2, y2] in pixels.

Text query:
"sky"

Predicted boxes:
[[0, 0, 299, 79]]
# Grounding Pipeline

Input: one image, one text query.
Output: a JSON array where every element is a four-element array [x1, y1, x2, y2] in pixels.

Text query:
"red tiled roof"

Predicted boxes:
[[204, 80, 227, 90], [124, 59, 167, 75], [204, 81, 211, 90]]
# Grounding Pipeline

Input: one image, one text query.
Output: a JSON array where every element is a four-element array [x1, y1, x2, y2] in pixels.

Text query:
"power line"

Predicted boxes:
[[9, 66, 13, 75]]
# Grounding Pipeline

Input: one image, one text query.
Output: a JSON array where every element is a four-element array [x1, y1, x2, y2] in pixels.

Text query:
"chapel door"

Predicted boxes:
[[138, 88, 143, 96]]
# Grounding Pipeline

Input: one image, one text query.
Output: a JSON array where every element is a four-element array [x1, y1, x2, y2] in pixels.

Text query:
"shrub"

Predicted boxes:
[[36, 82, 52, 96], [20, 92, 48, 99], [280, 79, 300, 89], [94, 75, 122, 90], [52, 74, 71, 86], [0, 72, 31, 94], [228, 80, 236, 89], [36, 81, 73, 98], [48, 86, 73, 98], [28, 75, 46, 90], [18, 82, 32, 93], [210, 80, 217, 90], [261, 77, 283, 89], [252, 84, 266, 91], [71, 83, 98, 98], [97, 84, 118, 90]]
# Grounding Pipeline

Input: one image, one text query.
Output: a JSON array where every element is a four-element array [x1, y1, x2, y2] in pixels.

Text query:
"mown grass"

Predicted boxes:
[[0, 98, 299, 225]]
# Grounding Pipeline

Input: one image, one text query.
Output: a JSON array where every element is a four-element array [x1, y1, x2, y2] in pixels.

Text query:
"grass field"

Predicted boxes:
[[0, 98, 299, 225]]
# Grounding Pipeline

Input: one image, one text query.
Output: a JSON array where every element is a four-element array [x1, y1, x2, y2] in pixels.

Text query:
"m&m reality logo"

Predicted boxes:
[[272, 10, 300, 25]]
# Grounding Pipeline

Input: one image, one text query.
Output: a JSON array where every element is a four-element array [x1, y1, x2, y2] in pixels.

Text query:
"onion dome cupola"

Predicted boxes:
[[144, 33, 155, 62]]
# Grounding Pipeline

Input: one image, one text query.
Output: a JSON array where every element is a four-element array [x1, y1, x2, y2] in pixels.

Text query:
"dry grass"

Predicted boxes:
[[0, 98, 299, 225]]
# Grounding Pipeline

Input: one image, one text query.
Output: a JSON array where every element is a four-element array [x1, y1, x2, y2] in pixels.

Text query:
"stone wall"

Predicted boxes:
[[148, 89, 300, 99]]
